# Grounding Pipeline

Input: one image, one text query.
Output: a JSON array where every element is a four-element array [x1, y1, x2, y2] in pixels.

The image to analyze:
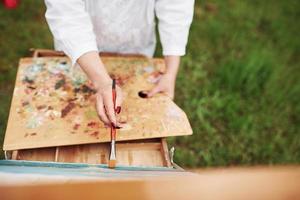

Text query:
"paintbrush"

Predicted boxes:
[[108, 79, 117, 168]]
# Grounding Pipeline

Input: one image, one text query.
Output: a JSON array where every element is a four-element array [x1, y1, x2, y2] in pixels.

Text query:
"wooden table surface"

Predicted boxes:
[[1, 165, 299, 200]]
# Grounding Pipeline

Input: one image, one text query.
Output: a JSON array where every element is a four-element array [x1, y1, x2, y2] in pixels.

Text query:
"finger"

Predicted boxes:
[[103, 96, 117, 127], [96, 95, 110, 125], [147, 86, 161, 98]]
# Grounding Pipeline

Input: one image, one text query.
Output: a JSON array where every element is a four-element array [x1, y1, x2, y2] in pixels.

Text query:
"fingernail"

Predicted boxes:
[[116, 106, 121, 114]]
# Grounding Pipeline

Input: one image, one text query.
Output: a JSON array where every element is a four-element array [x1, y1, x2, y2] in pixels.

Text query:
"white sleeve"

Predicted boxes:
[[155, 0, 194, 56], [45, 0, 98, 65]]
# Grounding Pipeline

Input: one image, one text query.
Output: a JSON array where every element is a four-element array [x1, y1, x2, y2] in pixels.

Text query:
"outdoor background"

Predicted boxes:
[[0, 0, 299, 167]]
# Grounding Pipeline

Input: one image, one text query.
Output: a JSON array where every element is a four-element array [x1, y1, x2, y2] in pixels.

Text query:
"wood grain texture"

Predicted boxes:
[[1, 166, 300, 200], [3, 56, 192, 150], [17, 148, 56, 162], [14, 139, 169, 167]]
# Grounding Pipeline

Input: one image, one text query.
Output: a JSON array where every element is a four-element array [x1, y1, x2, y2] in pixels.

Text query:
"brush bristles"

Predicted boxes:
[[108, 159, 116, 168]]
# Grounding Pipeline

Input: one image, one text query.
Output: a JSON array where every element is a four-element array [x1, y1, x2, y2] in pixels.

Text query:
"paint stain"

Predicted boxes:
[[89, 131, 99, 137], [87, 121, 100, 129], [73, 84, 96, 94], [45, 109, 61, 119], [61, 102, 76, 118], [73, 123, 80, 130], [27, 85, 36, 90], [25, 132, 37, 137], [37, 105, 47, 110], [81, 84, 96, 94], [23, 77, 34, 84], [55, 78, 66, 90], [22, 101, 30, 107], [26, 114, 44, 129]]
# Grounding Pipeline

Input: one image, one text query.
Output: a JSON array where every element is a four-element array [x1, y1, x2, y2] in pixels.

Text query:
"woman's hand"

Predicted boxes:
[[95, 82, 123, 126], [147, 55, 180, 100], [77, 51, 123, 126], [147, 73, 176, 99]]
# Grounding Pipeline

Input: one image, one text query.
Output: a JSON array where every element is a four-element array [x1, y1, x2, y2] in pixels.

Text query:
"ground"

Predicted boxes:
[[0, 0, 299, 167]]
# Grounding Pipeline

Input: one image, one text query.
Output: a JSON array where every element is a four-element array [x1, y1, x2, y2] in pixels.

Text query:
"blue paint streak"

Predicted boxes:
[[0, 160, 179, 178]]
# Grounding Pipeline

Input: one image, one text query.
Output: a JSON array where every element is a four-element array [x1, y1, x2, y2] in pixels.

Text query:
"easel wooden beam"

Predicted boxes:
[[11, 138, 172, 168]]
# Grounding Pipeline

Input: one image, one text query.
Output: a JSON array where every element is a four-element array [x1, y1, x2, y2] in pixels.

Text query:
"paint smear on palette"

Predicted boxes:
[[166, 104, 182, 120], [19, 59, 96, 130], [45, 109, 61, 119], [26, 113, 44, 129], [23, 63, 43, 82], [88, 131, 99, 138], [61, 102, 76, 118], [73, 123, 80, 130], [143, 66, 154, 73], [46, 60, 70, 75], [87, 121, 101, 129], [24, 132, 37, 137], [71, 71, 87, 87]]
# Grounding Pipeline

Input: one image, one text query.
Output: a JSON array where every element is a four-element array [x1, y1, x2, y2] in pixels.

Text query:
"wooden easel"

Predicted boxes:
[[4, 49, 192, 168], [9, 138, 172, 167]]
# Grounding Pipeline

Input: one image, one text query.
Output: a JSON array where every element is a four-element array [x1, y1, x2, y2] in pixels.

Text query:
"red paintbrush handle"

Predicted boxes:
[[111, 79, 117, 140], [112, 79, 117, 111], [111, 126, 116, 140], [112, 90, 116, 111]]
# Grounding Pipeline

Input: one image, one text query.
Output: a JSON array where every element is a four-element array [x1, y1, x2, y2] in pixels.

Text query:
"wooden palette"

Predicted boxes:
[[3, 56, 192, 151]]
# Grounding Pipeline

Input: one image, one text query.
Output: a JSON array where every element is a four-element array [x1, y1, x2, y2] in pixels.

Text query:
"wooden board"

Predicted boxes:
[[3, 56, 192, 150], [12, 138, 171, 167], [1, 166, 300, 200]]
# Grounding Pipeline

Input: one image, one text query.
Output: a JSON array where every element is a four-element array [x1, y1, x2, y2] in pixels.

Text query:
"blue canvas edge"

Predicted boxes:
[[0, 160, 178, 172]]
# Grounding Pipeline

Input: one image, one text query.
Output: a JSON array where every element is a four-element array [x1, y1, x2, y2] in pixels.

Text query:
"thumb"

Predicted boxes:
[[147, 86, 161, 98]]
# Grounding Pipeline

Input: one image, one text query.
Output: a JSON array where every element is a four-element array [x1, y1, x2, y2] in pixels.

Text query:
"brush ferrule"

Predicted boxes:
[[109, 140, 116, 160]]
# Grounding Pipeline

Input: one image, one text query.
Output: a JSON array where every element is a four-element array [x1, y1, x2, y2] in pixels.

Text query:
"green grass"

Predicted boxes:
[[0, 0, 299, 167]]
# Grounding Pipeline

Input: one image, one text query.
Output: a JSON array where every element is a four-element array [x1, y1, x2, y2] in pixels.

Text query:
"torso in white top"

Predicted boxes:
[[45, 0, 194, 64], [81, 0, 156, 56]]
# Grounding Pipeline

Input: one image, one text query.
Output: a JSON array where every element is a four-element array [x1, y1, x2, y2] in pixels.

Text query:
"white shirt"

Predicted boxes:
[[45, 0, 194, 65]]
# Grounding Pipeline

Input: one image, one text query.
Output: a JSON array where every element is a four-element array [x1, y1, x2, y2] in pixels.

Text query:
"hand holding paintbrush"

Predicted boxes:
[[108, 79, 121, 168]]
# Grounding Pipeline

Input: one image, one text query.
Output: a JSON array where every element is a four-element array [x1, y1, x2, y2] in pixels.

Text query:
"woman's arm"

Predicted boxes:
[[45, 0, 98, 65], [149, 0, 194, 99], [45, 0, 122, 126], [77, 52, 122, 127], [147, 56, 180, 99], [155, 0, 194, 56]]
